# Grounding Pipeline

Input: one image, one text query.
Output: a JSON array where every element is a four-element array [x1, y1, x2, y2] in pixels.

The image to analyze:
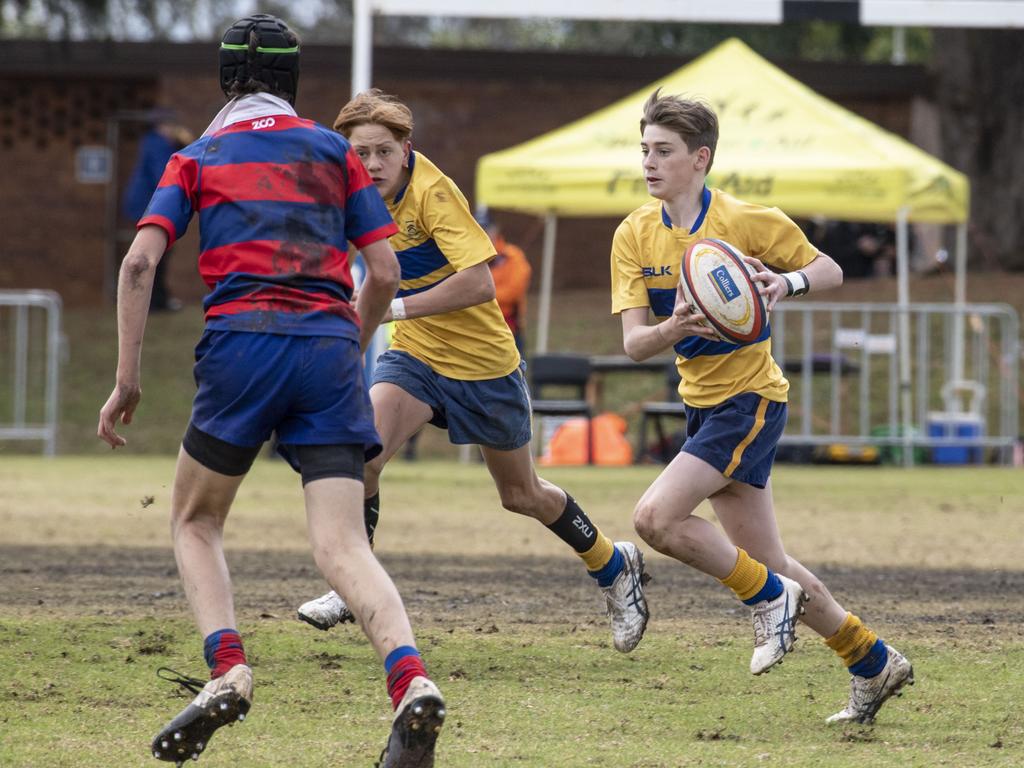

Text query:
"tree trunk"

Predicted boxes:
[[931, 29, 1024, 270]]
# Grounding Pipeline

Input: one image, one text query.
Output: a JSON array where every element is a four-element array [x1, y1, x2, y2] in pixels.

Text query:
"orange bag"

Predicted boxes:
[[539, 413, 633, 466]]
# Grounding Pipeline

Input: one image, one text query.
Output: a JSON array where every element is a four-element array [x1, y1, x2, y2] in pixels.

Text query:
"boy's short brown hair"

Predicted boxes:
[[334, 88, 414, 141], [641, 88, 719, 172]]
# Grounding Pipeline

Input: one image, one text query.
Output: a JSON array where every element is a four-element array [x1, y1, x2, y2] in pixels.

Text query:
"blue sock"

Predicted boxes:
[[588, 545, 624, 588], [849, 639, 889, 678], [384, 645, 421, 675], [741, 570, 784, 606]]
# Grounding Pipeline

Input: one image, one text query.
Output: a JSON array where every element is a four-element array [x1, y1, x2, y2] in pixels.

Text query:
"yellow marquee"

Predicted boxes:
[[476, 38, 968, 224]]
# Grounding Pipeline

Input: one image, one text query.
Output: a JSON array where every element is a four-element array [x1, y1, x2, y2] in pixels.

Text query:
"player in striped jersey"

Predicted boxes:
[[297, 90, 650, 655], [97, 16, 443, 766], [612, 89, 913, 723]]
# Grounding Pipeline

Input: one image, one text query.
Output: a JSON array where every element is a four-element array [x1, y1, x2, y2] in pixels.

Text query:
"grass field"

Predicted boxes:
[[2, 458, 1023, 767], [1, 272, 1022, 765]]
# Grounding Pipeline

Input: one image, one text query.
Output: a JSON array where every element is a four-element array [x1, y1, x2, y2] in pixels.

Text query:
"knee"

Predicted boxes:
[[309, 539, 350, 573], [310, 526, 370, 570], [632, 498, 665, 547], [633, 498, 705, 562], [170, 501, 223, 543], [498, 482, 543, 517]]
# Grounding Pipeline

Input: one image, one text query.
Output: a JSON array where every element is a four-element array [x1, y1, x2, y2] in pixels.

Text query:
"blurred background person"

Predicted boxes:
[[121, 109, 193, 312], [476, 206, 532, 356], [805, 219, 897, 279]]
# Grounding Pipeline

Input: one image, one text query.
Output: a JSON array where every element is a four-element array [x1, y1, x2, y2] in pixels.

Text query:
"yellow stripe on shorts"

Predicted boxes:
[[724, 397, 770, 477]]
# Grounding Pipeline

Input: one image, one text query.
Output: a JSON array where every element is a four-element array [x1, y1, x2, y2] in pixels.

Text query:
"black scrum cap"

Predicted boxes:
[[219, 14, 300, 104]]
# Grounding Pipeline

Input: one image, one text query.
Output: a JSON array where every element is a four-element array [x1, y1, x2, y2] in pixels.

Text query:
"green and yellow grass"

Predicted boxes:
[[1, 458, 1023, 767]]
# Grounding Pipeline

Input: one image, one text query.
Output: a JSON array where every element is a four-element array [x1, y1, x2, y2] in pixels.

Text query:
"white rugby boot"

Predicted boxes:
[[151, 664, 252, 764], [375, 676, 446, 768], [601, 541, 651, 653], [749, 574, 809, 675], [297, 590, 355, 630], [827, 645, 915, 724]]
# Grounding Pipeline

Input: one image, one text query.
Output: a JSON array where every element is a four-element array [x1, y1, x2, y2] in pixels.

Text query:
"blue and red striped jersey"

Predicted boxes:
[[138, 114, 397, 339]]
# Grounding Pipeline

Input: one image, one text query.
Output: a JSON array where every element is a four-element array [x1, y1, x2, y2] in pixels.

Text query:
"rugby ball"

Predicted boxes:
[[680, 238, 767, 345]]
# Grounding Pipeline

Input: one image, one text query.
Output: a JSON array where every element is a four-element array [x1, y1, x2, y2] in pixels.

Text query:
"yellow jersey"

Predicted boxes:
[[611, 188, 818, 407], [387, 152, 520, 380]]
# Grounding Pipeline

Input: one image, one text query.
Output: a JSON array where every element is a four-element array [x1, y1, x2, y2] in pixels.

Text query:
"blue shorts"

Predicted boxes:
[[682, 393, 787, 488], [373, 350, 532, 451], [191, 330, 381, 460]]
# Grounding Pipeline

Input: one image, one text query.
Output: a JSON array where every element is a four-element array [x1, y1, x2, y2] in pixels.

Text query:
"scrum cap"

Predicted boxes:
[[219, 14, 300, 104]]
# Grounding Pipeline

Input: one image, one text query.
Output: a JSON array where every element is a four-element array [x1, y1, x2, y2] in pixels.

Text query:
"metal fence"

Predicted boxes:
[[771, 301, 1020, 466], [0, 290, 62, 456]]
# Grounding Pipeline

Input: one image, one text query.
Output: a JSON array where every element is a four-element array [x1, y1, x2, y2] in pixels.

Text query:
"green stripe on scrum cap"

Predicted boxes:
[[219, 43, 299, 54]]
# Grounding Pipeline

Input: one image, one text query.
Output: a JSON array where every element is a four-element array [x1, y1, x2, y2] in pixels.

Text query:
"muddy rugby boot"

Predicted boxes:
[[151, 664, 252, 764], [749, 574, 808, 675], [375, 676, 446, 768], [827, 645, 915, 724], [297, 590, 355, 630], [602, 541, 651, 653]]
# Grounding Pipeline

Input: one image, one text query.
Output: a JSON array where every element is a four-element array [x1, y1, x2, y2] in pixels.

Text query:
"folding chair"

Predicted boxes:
[[636, 362, 687, 463], [528, 353, 594, 464]]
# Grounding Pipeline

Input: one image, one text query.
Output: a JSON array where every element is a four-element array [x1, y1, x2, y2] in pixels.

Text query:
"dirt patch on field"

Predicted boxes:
[[3, 545, 1022, 640]]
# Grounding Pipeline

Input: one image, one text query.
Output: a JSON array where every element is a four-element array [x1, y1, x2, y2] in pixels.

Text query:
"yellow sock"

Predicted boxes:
[[825, 613, 879, 667], [719, 548, 768, 602], [580, 532, 615, 572]]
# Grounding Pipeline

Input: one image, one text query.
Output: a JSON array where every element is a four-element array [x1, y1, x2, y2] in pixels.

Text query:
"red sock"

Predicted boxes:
[[386, 654, 428, 710], [203, 628, 247, 679]]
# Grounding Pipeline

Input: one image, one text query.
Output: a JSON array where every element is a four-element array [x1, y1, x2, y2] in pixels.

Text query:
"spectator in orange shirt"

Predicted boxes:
[[476, 207, 532, 355]]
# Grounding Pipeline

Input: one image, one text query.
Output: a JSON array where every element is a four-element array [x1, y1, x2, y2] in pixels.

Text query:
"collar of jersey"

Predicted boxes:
[[661, 186, 711, 234], [392, 150, 418, 205], [201, 93, 297, 138]]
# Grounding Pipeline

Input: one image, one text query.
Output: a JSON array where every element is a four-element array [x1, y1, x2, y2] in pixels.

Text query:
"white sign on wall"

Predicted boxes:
[[75, 146, 111, 184]]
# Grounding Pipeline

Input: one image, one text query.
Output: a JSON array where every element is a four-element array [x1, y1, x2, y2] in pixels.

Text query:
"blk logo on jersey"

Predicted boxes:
[[709, 266, 741, 302], [642, 266, 672, 278]]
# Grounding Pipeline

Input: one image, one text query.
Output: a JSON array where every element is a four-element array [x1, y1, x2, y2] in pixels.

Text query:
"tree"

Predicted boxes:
[[5, 2, 1017, 270], [1, 0, 106, 38], [932, 29, 1024, 270]]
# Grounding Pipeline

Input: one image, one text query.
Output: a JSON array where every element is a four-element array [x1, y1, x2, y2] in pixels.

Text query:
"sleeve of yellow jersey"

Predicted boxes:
[[610, 218, 650, 315], [734, 204, 819, 273], [419, 177, 494, 271]]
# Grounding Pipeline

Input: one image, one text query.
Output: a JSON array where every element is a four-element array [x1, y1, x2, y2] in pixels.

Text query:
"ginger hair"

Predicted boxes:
[[334, 88, 414, 141]]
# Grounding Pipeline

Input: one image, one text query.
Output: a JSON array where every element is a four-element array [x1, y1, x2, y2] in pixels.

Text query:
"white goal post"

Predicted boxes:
[[363, 0, 1024, 28]]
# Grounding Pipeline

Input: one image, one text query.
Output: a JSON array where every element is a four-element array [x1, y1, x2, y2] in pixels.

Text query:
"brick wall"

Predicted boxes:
[[0, 42, 927, 306]]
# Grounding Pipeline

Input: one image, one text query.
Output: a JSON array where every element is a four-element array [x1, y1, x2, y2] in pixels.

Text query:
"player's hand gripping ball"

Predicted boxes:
[[680, 238, 768, 344]]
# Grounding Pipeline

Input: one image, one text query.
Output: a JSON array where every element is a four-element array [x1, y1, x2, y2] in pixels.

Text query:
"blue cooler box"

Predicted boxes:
[[926, 412, 984, 464]]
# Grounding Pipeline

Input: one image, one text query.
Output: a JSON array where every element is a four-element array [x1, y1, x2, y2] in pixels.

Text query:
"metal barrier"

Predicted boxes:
[[0, 290, 62, 455], [771, 302, 1020, 466]]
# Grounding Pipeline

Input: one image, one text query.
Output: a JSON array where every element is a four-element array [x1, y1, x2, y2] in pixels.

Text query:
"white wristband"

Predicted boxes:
[[782, 270, 809, 297], [390, 297, 407, 321]]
